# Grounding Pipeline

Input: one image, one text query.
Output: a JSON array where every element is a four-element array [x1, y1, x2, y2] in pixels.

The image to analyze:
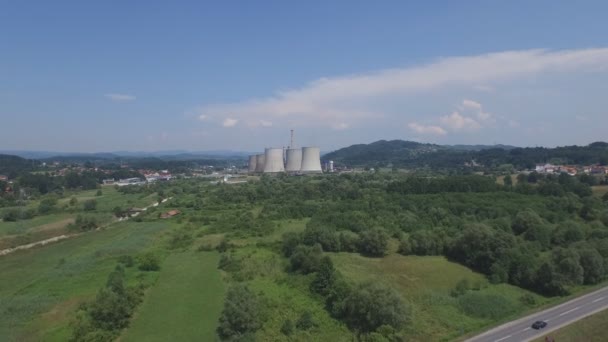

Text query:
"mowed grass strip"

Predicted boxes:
[[122, 251, 225, 342], [533, 308, 608, 342]]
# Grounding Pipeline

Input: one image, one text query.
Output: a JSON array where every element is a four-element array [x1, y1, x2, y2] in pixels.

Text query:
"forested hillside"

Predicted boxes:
[[323, 140, 608, 170]]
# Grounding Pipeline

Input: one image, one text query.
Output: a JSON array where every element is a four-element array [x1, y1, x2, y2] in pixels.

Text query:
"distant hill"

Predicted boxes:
[[323, 140, 608, 170], [0, 154, 39, 177], [0, 150, 251, 161]]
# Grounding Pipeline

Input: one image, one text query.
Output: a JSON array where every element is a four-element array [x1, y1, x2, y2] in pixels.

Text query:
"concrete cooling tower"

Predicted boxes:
[[300, 147, 322, 173], [255, 154, 265, 173], [285, 148, 302, 172], [248, 155, 257, 173], [263, 148, 285, 173]]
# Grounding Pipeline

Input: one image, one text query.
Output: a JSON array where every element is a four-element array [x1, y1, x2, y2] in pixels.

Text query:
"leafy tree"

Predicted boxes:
[[289, 244, 323, 274], [358, 228, 389, 257], [552, 248, 584, 286], [337, 282, 410, 333], [69, 197, 78, 206], [96, 189, 103, 196], [512, 210, 543, 235], [83, 199, 97, 211], [217, 284, 264, 340], [578, 248, 605, 284], [138, 252, 160, 271], [310, 256, 337, 296]]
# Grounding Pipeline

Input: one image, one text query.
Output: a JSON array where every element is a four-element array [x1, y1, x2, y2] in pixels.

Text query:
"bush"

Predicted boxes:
[[337, 281, 410, 333], [96, 190, 103, 196], [450, 278, 470, 297], [296, 311, 316, 330], [138, 252, 160, 271], [358, 228, 389, 257], [83, 199, 97, 211], [217, 284, 265, 340], [289, 244, 323, 274], [281, 319, 294, 336]]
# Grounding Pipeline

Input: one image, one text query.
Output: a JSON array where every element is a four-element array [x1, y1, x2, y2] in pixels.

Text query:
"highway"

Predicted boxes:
[[465, 286, 608, 342]]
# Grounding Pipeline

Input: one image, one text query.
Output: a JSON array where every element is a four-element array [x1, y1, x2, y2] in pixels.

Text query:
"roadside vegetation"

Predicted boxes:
[[1, 169, 608, 341]]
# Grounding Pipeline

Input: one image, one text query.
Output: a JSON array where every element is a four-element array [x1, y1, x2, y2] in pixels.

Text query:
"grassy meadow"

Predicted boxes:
[[121, 251, 225, 342], [331, 253, 548, 341], [0, 220, 170, 341], [532, 308, 608, 342]]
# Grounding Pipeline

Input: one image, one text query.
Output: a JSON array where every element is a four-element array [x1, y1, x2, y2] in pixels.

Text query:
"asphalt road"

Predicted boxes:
[[465, 286, 608, 342]]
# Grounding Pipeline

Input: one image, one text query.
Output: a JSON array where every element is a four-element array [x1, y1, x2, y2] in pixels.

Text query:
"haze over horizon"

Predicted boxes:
[[2, 1, 608, 153]]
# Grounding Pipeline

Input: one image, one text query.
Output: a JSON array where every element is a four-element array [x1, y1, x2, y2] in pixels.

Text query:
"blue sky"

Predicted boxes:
[[1, 1, 608, 152]]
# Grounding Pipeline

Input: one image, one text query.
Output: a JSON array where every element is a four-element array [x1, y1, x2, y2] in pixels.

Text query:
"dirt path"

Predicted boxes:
[[0, 197, 172, 257]]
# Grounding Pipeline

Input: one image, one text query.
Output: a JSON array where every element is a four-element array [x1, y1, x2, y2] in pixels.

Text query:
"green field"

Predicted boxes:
[[533, 308, 608, 342], [0, 187, 160, 250], [122, 251, 226, 342], [331, 253, 549, 341], [0, 221, 170, 341]]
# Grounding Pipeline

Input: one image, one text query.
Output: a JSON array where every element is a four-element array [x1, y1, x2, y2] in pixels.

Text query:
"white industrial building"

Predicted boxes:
[[263, 148, 285, 173], [255, 154, 265, 173], [285, 148, 302, 172], [248, 155, 257, 173], [300, 147, 322, 173]]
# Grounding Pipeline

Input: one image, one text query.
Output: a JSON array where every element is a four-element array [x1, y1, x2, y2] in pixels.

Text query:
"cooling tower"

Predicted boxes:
[[255, 154, 265, 173], [263, 148, 285, 173], [285, 148, 302, 172], [300, 147, 322, 173], [248, 155, 257, 173]]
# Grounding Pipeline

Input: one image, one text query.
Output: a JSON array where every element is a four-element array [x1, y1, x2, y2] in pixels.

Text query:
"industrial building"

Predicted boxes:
[[246, 130, 323, 175]]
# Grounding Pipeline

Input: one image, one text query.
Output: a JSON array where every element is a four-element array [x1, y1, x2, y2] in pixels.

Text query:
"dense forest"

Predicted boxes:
[[322, 140, 608, 170]]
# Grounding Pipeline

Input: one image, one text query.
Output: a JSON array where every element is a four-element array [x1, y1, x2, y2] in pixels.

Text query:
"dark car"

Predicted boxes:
[[532, 321, 548, 329]]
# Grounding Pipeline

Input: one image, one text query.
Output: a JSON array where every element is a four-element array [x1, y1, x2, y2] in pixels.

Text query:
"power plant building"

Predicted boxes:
[[300, 147, 322, 173], [255, 154, 265, 173], [248, 155, 257, 173], [263, 148, 285, 173], [285, 148, 302, 172]]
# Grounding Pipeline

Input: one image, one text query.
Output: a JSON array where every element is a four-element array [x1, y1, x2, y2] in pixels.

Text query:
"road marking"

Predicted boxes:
[[521, 327, 531, 332], [494, 335, 512, 342], [592, 296, 605, 303], [559, 307, 580, 316]]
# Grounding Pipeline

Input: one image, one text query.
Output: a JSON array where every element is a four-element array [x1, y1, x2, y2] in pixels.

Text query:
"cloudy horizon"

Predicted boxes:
[[2, 2, 608, 152]]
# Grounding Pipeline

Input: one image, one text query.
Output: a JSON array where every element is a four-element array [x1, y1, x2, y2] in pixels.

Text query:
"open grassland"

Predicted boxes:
[[0, 221, 169, 341], [122, 251, 225, 342], [331, 253, 549, 341], [592, 185, 608, 197], [533, 308, 608, 342]]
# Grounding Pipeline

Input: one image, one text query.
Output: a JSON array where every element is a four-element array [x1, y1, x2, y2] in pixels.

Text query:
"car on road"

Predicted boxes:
[[532, 320, 548, 329]]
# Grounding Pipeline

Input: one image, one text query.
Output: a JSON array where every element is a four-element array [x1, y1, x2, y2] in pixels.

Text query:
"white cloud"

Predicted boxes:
[[195, 48, 608, 129], [408, 122, 447, 135], [332, 122, 350, 130], [462, 99, 482, 110], [259, 120, 273, 127], [439, 111, 482, 131], [105, 93, 136, 102], [222, 118, 238, 127]]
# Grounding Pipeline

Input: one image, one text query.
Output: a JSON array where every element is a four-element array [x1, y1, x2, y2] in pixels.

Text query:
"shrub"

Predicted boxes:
[[83, 199, 97, 211], [281, 319, 294, 336], [296, 311, 316, 330], [358, 228, 389, 257], [289, 244, 323, 274], [138, 252, 160, 271], [217, 284, 264, 340], [337, 281, 410, 333]]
